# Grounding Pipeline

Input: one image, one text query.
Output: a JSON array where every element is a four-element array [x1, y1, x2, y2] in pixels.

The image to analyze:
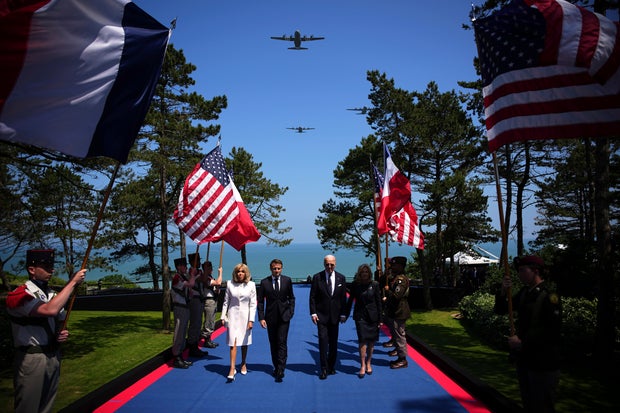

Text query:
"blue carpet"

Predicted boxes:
[[101, 285, 488, 413]]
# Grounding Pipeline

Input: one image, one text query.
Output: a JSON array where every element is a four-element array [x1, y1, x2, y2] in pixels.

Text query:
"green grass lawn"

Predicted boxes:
[[1, 311, 172, 412], [1, 309, 618, 412], [409, 308, 620, 413]]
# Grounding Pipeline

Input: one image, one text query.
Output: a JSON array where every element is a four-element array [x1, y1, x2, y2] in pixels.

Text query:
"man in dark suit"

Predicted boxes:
[[257, 259, 295, 382], [309, 254, 348, 379]]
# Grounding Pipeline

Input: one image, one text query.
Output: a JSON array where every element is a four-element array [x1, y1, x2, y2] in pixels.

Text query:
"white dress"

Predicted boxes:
[[221, 281, 257, 346]]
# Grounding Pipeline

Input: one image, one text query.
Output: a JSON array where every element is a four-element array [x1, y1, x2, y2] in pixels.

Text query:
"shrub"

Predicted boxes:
[[458, 292, 599, 359]]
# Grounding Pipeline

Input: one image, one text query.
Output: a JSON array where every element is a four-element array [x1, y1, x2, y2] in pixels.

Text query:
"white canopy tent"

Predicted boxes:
[[450, 251, 499, 266], [447, 244, 499, 266]]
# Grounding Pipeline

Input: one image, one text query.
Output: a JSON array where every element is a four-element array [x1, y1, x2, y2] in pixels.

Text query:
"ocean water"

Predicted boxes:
[[86, 241, 511, 286], [88, 243, 417, 284]]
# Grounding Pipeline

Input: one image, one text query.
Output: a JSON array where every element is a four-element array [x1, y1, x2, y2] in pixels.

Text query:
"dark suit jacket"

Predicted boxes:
[[309, 270, 347, 324], [257, 275, 295, 324]]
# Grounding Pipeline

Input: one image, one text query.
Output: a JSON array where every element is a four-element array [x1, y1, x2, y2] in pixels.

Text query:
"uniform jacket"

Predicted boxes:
[[6, 280, 64, 347], [384, 274, 411, 320]]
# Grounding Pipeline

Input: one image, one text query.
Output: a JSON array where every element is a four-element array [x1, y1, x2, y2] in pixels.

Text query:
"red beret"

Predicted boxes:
[[514, 255, 544, 269], [390, 256, 407, 266]]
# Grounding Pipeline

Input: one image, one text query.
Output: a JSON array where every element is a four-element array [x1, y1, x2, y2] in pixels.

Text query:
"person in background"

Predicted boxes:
[[200, 260, 222, 348], [6, 249, 87, 413], [170, 257, 195, 369], [309, 254, 348, 380], [186, 253, 207, 358], [257, 258, 296, 382], [346, 263, 382, 378], [383, 256, 410, 369], [221, 263, 256, 381], [495, 255, 561, 413], [378, 260, 395, 349]]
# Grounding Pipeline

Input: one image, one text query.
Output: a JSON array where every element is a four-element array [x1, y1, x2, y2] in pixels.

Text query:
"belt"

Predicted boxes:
[[17, 345, 57, 354]]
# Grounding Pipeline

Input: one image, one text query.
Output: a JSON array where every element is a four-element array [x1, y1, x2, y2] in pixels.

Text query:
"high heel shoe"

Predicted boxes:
[[240, 364, 248, 375], [226, 369, 237, 381]]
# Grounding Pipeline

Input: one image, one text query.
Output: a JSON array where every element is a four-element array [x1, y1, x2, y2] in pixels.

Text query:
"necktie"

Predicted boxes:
[[274, 277, 279, 293], [327, 273, 332, 295]]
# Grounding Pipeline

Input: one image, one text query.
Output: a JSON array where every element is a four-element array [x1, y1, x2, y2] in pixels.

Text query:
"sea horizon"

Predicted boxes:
[[84, 240, 517, 286]]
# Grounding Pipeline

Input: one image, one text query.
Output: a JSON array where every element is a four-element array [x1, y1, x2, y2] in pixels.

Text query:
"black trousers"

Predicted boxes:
[[267, 320, 290, 372], [317, 321, 339, 371]]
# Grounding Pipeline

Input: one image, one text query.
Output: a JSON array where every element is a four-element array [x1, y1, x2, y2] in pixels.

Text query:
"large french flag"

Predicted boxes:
[[0, 0, 169, 163], [377, 144, 412, 236]]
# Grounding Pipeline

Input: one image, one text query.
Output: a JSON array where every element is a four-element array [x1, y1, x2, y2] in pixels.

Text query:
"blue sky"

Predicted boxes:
[[134, 0, 509, 244]]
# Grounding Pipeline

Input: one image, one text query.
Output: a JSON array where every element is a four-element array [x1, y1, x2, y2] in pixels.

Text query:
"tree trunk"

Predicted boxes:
[[160, 166, 171, 331], [594, 137, 615, 373]]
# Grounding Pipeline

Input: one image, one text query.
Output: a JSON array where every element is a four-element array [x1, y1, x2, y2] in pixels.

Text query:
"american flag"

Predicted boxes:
[[389, 201, 424, 250], [372, 162, 384, 221], [474, 0, 620, 152], [173, 143, 259, 249]]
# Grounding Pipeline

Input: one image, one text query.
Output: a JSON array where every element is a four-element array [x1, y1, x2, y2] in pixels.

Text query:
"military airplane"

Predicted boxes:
[[347, 107, 370, 115], [287, 126, 315, 133], [271, 30, 324, 50]]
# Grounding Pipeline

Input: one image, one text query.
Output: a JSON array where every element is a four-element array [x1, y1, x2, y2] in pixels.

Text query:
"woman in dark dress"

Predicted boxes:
[[346, 263, 383, 378]]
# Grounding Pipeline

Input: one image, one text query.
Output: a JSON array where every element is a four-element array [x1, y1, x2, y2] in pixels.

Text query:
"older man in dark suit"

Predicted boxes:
[[257, 259, 295, 382], [309, 254, 348, 379]]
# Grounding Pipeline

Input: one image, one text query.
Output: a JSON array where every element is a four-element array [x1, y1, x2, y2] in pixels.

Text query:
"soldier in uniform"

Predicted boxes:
[[186, 253, 208, 358], [171, 257, 195, 368], [383, 256, 410, 369], [200, 260, 222, 348], [6, 249, 87, 413], [496, 255, 562, 413]]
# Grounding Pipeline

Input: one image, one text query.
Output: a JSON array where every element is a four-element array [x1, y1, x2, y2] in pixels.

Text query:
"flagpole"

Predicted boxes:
[[492, 152, 515, 335], [218, 240, 225, 271], [370, 157, 383, 279], [62, 161, 121, 330], [384, 235, 390, 287], [206, 242, 211, 261]]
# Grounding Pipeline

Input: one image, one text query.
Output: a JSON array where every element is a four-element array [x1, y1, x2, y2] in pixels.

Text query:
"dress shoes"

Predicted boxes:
[[173, 357, 189, 369], [389, 358, 408, 369], [382, 340, 395, 348], [328, 369, 336, 375], [319, 369, 328, 380], [275, 369, 284, 382], [204, 340, 218, 348], [189, 347, 207, 357], [388, 349, 398, 357]]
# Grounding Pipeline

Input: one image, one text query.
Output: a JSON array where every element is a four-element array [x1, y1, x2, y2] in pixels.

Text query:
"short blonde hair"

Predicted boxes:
[[232, 263, 251, 283]]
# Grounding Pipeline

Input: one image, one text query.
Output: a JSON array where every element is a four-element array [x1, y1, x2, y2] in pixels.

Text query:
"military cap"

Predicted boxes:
[[513, 255, 544, 269], [390, 256, 407, 267], [174, 257, 187, 267], [26, 249, 55, 268], [187, 253, 201, 267]]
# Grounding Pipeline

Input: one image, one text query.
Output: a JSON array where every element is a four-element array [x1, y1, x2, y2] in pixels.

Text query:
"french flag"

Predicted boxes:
[[377, 144, 412, 236], [0, 0, 169, 163]]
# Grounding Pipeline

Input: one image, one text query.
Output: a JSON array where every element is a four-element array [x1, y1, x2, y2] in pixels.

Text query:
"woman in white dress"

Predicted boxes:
[[221, 263, 256, 381]]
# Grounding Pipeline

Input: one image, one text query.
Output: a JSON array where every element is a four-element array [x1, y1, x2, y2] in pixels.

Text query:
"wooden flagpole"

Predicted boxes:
[[62, 161, 121, 330], [218, 240, 225, 272], [492, 152, 515, 335], [370, 157, 383, 279]]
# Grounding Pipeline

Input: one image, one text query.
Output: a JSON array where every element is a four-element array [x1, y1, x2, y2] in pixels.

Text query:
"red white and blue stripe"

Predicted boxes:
[[0, 0, 169, 163]]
